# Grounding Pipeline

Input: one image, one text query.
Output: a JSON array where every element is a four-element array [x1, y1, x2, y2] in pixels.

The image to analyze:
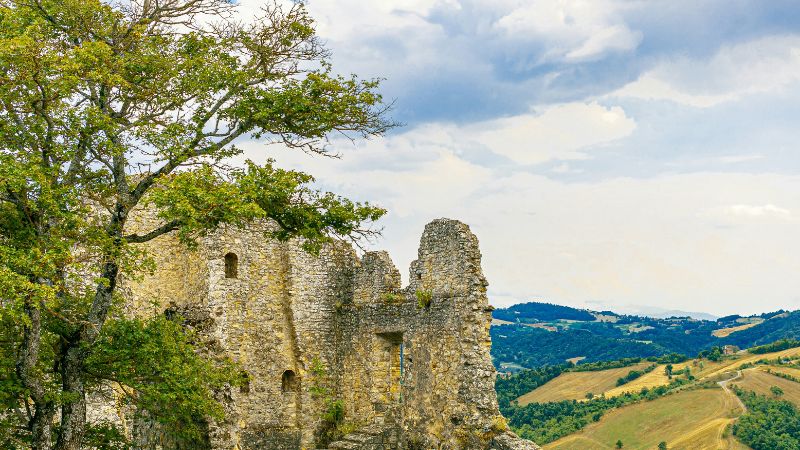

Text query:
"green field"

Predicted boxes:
[[544, 388, 747, 450]]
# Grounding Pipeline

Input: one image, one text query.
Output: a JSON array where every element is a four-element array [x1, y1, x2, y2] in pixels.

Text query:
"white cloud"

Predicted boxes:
[[718, 155, 763, 164], [239, 122, 800, 316], [496, 0, 642, 62], [467, 102, 636, 164], [705, 204, 794, 222], [224, 1, 800, 316], [611, 35, 800, 107]]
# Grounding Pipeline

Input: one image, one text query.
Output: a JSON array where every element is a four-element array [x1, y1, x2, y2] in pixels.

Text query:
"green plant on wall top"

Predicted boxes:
[[381, 292, 406, 304], [416, 290, 433, 309]]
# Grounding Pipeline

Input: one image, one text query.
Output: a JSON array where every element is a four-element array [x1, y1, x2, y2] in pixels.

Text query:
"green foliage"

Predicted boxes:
[[658, 441, 668, 450], [750, 339, 800, 355], [381, 293, 405, 304], [85, 316, 241, 444], [732, 387, 800, 450], [0, 0, 394, 447], [81, 423, 131, 450], [698, 347, 724, 362], [491, 325, 679, 369], [495, 365, 567, 409], [307, 357, 352, 446], [415, 290, 432, 309], [493, 301, 596, 322], [569, 358, 646, 373], [616, 364, 657, 387]]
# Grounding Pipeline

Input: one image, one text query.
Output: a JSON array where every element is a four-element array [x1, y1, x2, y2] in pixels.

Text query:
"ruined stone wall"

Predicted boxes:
[[336, 220, 520, 449], [102, 212, 537, 449]]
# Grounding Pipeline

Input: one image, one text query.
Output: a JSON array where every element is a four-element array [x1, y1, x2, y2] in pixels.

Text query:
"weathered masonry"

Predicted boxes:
[[102, 212, 538, 449]]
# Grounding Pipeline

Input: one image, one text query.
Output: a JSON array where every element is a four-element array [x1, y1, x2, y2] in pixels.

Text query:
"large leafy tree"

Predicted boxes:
[[0, 0, 394, 449]]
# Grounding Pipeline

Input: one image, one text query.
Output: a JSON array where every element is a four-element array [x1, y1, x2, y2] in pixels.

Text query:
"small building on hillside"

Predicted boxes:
[[723, 345, 740, 355]]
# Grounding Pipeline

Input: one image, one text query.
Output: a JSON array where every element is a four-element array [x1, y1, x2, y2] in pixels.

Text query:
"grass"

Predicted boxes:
[[601, 364, 673, 398], [733, 368, 800, 406], [544, 388, 747, 450], [517, 347, 800, 448], [516, 362, 652, 405], [517, 347, 800, 408], [712, 320, 763, 337], [702, 346, 800, 379], [767, 365, 800, 379]]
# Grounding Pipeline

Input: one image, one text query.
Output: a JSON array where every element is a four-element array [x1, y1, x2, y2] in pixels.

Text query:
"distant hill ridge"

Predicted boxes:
[[491, 301, 800, 371], [492, 301, 597, 322]]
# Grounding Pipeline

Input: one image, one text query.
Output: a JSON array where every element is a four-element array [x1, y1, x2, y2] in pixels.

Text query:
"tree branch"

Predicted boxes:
[[123, 219, 182, 243]]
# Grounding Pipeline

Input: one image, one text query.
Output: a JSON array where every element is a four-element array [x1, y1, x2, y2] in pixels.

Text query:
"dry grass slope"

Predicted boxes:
[[516, 363, 652, 405], [544, 389, 747, 450], [524, 347, 800, 449], [601, 364, 672, 398], [734, 368, 800, 406], [712, 320, 763, 338]]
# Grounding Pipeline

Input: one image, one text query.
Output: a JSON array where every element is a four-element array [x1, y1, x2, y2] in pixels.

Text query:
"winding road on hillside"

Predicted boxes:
[[718, 370, 747, 413]]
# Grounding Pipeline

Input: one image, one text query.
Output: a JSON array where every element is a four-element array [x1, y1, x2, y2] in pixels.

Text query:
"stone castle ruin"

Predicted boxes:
[[103, 212, 537, 449]]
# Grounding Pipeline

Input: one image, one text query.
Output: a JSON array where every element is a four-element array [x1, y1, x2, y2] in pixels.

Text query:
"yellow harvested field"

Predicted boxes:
[[601, 359, 727, 397], [703, 346, 800, 379], [712, 321, 762, 337], [545, 388, 747, 450], [602, 364, 670, 397], [734, 368, 800, 406], [768, 366, 800, 379], [516, 363, 652, 405]]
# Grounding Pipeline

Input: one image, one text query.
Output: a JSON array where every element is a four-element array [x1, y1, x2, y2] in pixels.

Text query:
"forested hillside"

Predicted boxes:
[[491, 302, 800, 370], [493, 302, 596, 322]]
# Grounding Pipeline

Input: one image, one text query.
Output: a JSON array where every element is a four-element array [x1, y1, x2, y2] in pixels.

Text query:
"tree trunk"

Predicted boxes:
[[17, 299, 56, 450], [55, 349, 87, 450], [55, 257, 120, 450], [29, 401, 57, 450]]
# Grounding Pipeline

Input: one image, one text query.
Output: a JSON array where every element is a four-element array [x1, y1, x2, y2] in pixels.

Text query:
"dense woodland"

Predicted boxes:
[[732, 387, 800, 450], [493, 302, 595, 322]]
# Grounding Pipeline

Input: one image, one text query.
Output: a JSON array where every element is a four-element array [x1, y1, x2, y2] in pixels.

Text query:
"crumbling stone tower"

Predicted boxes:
[[110, 213, 537, 450]]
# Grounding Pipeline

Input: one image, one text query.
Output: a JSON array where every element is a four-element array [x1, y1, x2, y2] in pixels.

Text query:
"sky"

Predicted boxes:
[[235, 0, 800, 316]]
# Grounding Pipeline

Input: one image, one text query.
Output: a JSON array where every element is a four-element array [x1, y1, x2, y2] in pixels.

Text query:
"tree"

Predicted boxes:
[[665, 364, 674, 378], [0, 1, 394, 449], [658, 441, 668, 450], [616, 439, 624, 449], [770, 386, 784, 397]]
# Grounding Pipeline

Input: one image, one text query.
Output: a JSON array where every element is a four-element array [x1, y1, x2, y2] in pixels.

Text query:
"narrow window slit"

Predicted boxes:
[[224, 253, 238, 279]]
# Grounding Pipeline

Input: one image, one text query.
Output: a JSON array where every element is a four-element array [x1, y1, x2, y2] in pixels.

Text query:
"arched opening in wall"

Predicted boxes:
[[282, 370, 299, 393], [224, 252, 238, 279]]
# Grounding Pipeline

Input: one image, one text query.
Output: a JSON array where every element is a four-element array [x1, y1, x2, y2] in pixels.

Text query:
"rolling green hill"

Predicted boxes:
[[497, 338, 800, 449], [491, 301, 800, 371]]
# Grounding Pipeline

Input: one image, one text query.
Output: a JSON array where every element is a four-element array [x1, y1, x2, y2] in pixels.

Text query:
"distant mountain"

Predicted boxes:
[[490, 301, 800, 371], [630, 307, 718, 321]]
